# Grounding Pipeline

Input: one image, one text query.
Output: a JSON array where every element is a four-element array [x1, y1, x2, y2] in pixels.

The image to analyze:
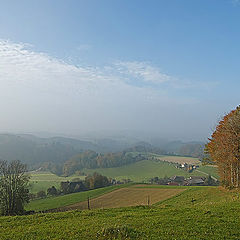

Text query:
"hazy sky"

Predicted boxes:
[[0, 0, 239, 141]]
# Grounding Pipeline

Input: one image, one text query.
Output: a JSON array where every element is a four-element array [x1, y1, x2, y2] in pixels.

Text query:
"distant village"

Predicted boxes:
[[149, 175, 218, 186]]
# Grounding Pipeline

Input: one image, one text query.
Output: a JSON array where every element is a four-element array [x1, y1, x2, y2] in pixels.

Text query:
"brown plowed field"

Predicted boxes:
[[58, 186, 185, 211]]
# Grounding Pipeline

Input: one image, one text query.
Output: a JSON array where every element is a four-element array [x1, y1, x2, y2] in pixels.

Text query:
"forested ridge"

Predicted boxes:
[[0, 134, 204, 175]]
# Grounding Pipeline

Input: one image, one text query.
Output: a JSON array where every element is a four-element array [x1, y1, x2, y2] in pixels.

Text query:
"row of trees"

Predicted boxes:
[[206, 106, 240, 188]]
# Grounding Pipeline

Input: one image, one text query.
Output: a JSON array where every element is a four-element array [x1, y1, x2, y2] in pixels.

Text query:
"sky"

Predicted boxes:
[[0, 0, 239, 141]]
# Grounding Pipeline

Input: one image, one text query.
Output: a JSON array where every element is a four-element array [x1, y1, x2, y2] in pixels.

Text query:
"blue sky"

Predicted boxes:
[[0, 0, 239, 141]]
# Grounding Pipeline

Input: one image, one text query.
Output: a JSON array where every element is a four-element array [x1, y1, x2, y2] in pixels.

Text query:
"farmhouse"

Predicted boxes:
[[168, 176, 185, 186], [170, 175, 185, 183], [176, 163, 199, 173], [186, 176, 205, 186]]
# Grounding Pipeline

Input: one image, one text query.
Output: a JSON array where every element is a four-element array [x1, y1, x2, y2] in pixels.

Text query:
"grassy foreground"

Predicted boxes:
[[1, 186, 240, 239]]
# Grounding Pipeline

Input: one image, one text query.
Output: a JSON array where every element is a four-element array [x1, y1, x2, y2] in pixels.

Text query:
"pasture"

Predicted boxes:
[[197, 165, 218, 179], [26, 184, 131, 212], [83, 159, 216, 182], [58, 185, 185, 211], [2, 186, 240, 239], [29, 171, 85, 193]]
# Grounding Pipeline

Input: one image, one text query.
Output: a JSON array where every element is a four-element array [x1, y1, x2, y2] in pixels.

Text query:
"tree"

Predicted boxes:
[[47, 186, 58, 196], [85, 172, 110, 190], [0, 160, 30, 215], [204, 175, 217, 186], [36, 190, 46, 199], [206, 106, 240, 188]]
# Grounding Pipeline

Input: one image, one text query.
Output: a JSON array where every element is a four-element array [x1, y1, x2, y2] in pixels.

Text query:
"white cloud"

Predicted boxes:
[[0, 39, 216, 140], [114, 61, 171, 84], [0, 39, 183, 99]]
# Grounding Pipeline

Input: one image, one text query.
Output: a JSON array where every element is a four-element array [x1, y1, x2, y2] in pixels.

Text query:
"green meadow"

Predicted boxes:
[[197, 165, 219, 179], [28, 159, 218, 195], [26, 184, 131, 212], [1, 186, 240, 239], [28, 158, 218, 199], [29, 171, 85, 193], [83, 159, 218, 182]]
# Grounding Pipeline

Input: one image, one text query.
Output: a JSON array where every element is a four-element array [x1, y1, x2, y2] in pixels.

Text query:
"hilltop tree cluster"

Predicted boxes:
[[206, 106, 240, 188], [61, 172, 110, 194]]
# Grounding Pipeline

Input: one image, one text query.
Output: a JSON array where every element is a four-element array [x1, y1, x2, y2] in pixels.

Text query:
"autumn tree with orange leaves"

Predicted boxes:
[[206, 106, 240, 188]]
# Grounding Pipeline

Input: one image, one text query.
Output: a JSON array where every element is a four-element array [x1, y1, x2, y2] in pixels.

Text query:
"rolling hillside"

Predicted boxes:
[[1, 186, 239, 239], [0, 133, 205, 168], [0, 134, 96, 167], [26, 184, 184, 212], [29, 171, 85, 193], [28, 159, 218, 195], [83, 159, 218, 182], [26, 184, 129, 212]]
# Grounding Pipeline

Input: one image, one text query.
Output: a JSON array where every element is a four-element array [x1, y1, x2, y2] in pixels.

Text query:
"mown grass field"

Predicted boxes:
[[1, 186, 240, 239], [146, 153, 200, 164], [29, 171, 85, 193], [26, 184, 132, 212], [57, 185, 185, 211]]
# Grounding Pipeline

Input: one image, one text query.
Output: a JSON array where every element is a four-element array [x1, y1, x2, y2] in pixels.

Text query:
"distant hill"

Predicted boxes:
[[0, 134, 97, 168], [126, 140, 205, 158], [0, 133, 205, 171], [0, 134, 147, 169]]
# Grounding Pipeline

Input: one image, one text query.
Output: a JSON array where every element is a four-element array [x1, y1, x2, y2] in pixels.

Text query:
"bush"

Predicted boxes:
[[37, 190, 46, 199], [47, 186, 58, 196]]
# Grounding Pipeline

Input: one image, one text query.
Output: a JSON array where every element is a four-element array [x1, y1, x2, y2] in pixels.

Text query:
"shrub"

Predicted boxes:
[[37, 190, 46, 199]]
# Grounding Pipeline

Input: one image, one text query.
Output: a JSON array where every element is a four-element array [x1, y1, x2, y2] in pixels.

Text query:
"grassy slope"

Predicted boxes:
[[83, 159, 215, 182], [197, 165, 219, 179], [1, 186, 240, 239], [29, 156, 219, 193], [29, 171, 85, 193], [26, 184, 131, 212]]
